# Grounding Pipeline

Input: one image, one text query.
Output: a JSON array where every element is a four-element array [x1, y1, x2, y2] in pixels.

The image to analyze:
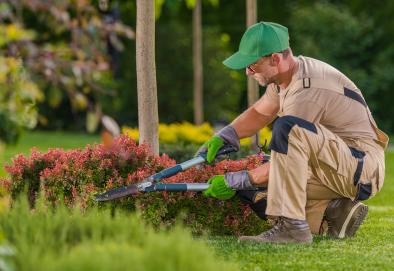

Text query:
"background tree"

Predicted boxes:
[[136, 0, 159, 154], [246, 0, 259, 152], [155, 0, 219, 127], [1, 0, 134, 132], [103, 0, 244, 128], [193, 0, 203, 126], [0, 15, 44, 145], [289, 1, 388, 130], [0, 56, 43, 145]]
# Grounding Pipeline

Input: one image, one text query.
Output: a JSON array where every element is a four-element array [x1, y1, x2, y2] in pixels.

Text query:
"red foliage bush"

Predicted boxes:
[[0, 134, 269, 236]]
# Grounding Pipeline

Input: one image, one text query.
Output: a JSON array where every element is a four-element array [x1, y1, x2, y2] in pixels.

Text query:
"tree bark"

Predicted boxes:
[[193, 0, 204, 126], [246, 0, 259, 152], [136, 0, 159, 155]]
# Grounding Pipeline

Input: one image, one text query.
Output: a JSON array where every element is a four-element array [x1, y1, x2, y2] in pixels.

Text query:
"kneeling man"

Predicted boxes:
[[196, 22, 388, 243]]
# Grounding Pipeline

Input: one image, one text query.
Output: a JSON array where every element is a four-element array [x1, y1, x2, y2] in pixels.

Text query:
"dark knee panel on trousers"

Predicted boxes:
[[348, 147, 371, 201], [268, 115, 318, 155], [348, 147, 366, 186], [237, 187, 268, 220]]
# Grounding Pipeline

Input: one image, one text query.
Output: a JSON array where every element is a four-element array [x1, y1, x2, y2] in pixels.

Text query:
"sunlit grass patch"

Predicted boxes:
[[206, 151, 394, 270]]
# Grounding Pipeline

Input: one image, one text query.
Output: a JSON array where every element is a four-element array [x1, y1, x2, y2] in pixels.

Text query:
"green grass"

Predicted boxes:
[[207, 151, 394, 270], [0, 131, 100, 177]]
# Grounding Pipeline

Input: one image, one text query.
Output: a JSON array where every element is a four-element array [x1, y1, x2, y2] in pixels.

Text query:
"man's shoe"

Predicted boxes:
[[238, 217, 313, 243], [324, 198, 369, 238]]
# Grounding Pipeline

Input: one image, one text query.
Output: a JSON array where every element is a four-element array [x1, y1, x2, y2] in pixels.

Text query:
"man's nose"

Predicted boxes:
[[246, 67, 254, 76]]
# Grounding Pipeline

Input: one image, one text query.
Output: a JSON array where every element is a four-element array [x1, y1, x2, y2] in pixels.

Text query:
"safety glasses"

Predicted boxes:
[[246, 54, 272, 73]]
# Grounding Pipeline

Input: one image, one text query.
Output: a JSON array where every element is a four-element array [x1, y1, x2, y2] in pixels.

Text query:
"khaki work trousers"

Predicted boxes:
[[264, 116, 385, 234], [253, 175, 343, 234]]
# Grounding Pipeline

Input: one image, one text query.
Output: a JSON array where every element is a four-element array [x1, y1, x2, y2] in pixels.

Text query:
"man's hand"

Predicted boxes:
[[195, 136, 225, 163], [203, 171, 260, 199], [202, 175, 236, 200], [194, 126, 240, 169]]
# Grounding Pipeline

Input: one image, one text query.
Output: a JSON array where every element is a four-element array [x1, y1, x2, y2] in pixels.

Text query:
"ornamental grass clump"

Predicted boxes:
[[0, 133, 269, 236], [0, 195, 237, 271]]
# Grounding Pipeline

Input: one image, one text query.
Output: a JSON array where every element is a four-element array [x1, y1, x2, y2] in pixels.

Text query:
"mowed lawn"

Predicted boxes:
[[208, 151, 394, 270], [1, 132, 393, 270]]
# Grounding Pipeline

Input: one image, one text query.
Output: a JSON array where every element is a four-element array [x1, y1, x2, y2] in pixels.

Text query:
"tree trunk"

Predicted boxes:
[[246, 0, 260, 152], [193, 0, 204, 126], [136, 0, 159, 155]]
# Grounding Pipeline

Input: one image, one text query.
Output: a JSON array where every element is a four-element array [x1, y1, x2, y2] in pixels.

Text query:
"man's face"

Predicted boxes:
[[246, 56, 277, 87]]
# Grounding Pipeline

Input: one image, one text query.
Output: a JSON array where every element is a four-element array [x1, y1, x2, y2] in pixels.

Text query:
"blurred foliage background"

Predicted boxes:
[[2, 0, 394, 140], [97, 0, 394, 135]]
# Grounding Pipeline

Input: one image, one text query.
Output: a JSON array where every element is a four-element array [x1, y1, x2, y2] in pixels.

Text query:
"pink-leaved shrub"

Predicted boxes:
[[0, 134, 269, 236]]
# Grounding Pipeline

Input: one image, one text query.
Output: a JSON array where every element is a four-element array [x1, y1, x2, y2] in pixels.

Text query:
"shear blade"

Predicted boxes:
[[95, 178, 151, 201]]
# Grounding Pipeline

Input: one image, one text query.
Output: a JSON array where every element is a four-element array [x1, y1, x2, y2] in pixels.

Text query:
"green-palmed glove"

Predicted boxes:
[[195, 136, 224, 163], [194, 126, 240, 169], [202, 175, 236, 200]]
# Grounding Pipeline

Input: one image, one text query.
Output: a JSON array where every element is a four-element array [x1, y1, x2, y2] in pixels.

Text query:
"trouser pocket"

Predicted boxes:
[[317, 127, 354, 178], [317, 131, 341, 171]]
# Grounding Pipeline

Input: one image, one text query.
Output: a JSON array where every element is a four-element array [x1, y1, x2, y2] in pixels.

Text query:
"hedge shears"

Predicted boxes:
[[96, 145, 240, 201], [96, 117, 270, 202]]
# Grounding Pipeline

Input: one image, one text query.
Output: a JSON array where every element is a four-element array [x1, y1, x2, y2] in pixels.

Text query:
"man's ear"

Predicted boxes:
[[271, 53, 281, 66]]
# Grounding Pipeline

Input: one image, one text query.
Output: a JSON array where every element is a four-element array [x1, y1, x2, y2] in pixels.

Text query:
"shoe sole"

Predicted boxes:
[[338, 203, 369, 238]]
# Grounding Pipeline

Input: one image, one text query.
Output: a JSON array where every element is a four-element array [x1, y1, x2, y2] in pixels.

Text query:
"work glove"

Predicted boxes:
[[202, 175, 236, 200], [203, 171, 257, 200], [195, 126, 240, 169]]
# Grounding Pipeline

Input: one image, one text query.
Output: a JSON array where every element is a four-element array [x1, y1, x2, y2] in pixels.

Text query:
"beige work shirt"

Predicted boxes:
[[264, 56, 380, 143]]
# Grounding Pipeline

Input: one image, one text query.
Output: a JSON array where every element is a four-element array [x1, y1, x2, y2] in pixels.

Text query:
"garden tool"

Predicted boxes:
[[96, 145, 238, 201], [96, 137, 270, 202]]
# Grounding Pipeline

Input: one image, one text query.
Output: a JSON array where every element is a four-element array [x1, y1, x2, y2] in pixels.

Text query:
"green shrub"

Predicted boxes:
[[0, 55, 44, 145], [0, 134, 269, 236], [0, 196, 237, 271]]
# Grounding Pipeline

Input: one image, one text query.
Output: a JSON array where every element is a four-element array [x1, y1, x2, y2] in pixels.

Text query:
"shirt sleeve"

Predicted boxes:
[[264, 83, 280, 104]]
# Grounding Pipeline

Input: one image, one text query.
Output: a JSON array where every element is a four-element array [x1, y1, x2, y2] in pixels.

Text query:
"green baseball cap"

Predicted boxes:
[[223, 22, 289, 69]]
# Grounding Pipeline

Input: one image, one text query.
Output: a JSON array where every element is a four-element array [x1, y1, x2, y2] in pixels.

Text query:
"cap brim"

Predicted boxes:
[[223, 52, 260, 69]]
